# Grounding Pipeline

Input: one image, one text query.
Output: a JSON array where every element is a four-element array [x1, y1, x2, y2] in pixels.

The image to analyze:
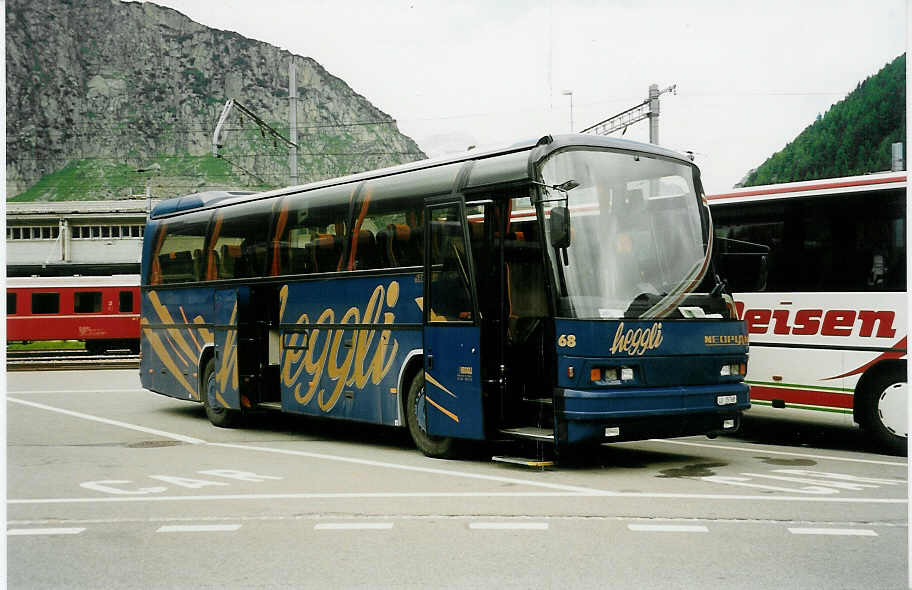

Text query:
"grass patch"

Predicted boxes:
[[8, 340, 85, 351]]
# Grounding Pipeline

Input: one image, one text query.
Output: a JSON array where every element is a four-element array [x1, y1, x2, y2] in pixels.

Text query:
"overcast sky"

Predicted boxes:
[[149, 0, 906, 193]]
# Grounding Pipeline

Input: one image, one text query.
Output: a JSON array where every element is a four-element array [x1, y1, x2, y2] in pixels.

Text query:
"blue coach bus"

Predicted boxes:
[[140, 134, 750, 457]]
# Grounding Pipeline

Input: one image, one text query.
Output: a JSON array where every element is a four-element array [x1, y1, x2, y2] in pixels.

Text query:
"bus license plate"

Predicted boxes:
[[716, 395, 738, 406]]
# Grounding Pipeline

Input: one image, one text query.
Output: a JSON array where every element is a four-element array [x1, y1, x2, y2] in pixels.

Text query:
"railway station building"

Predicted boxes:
[[5, 199, 160, 277]]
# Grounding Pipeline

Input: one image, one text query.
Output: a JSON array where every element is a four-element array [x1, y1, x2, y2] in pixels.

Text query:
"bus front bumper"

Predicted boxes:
[[555, 383, 750, 445]]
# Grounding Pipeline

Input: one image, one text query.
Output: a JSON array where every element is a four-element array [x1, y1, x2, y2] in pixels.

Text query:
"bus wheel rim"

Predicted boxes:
[[416, 386, 429, 434], [877, 382, 907, 437], [207, 374, 223, 414]]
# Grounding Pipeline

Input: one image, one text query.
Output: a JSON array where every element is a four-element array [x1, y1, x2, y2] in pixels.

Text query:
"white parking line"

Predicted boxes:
[[788, 528, 878, 536], [156, 524, 242, 533], [7, 528, 86, 536], [7, 397, 907, 507], [628, 524, 709, 533], [207, 442, 609, 494], [7, 389, 145, 395], [7, 397, 206, 445], [469, 522, 549, 530], [8, 490, 907, 505], [314, 523, 394, 530]]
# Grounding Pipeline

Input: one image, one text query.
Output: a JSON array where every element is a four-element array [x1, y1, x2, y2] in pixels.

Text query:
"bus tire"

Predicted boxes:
[[860, 367, 907, 456], [202, 357, 244, 428], [406, 370, 456, 458]]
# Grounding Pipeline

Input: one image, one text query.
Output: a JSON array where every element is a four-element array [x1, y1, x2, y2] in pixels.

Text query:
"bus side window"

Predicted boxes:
[[272, 185, 354, 276], [153, 212, 209, 284], [208, 199, 274, 280], [428, 206, 473, 323]]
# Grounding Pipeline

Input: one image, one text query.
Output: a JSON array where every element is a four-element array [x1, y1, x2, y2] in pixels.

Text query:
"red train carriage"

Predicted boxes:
[[7, 275, 141, 354]]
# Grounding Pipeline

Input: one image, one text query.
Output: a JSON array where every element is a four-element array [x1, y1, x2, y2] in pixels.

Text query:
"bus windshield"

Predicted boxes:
[[539, 148, 711, 319]]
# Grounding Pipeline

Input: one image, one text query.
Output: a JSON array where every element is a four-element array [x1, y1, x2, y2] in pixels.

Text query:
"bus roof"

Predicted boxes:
[[707, 170, 906, 205], [150, 134, 696, 219]]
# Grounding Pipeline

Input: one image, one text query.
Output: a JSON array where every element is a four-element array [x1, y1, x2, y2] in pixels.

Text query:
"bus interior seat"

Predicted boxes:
[[351, 230, 378, 270], [285, 245, 311, 274], [220, 244, 246, 278], [160, 250, 195, 282], [386, 224, 422, 267], [375, 227, 392, 268], [311, 234, 341, 273]]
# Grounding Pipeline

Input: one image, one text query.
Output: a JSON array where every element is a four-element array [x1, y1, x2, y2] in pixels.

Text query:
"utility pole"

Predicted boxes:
[[562, 90, 574, 132], [580, 83, 676, 144], [289, 59, 298, 185]]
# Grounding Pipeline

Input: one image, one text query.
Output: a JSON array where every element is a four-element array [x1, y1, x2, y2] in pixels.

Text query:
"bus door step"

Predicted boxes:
[[522, 397, 552, 405], [498, 426, 555, 442], [491, 455, 554, 468], [256, 402, 283, 411]]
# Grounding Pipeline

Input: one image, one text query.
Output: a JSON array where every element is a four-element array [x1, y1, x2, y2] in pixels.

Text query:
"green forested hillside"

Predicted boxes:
[[743, 54, 905, 186]]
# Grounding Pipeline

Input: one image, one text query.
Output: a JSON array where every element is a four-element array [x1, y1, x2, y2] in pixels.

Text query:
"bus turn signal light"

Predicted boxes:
[[720, 363, 747, 377], [591, 368, 621, 383]]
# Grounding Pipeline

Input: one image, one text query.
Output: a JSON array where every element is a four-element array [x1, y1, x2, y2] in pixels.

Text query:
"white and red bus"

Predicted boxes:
[[708, 171, 906, 454]]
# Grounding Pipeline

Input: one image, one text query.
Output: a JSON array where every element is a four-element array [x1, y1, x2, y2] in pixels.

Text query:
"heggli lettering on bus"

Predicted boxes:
[[610, 322, 663, 356], [279, 282, 400, 412], [139, 133, 750, 459]]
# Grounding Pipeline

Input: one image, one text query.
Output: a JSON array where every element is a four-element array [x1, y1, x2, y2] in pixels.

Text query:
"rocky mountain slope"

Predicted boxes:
[[6, 0, 426, 201]]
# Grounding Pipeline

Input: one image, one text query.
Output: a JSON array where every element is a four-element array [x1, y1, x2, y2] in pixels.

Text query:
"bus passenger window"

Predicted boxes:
[[270, 185, 353, 276], [153, 211, 209, 284]]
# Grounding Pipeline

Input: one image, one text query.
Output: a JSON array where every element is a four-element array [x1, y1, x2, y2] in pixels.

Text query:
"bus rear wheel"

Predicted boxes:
[[861, 367, 907, 456], [202, 357, 244, 428], [406, 370, 456, 458]]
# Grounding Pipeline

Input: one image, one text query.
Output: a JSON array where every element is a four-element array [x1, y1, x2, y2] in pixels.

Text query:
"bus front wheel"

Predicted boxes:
[[861, 367, 907, 456], [202, 357, 244, 428], [406, 370, 456, 458]]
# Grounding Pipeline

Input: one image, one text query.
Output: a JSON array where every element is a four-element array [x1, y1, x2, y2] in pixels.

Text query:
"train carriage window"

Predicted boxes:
[[75, 292, 103, 314], [31, 293, 60, 315], [119, 291, 134, 313], [7, 293, 17, 315]]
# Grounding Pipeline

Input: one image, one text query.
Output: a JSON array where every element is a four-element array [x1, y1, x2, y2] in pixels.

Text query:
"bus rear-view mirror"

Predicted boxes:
[[550, 206, 571, 249]]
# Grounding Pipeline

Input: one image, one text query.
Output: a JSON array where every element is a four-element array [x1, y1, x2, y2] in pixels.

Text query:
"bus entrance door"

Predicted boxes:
[[422, 201, 485, 439], [212, 287, 248, 410], [213, 286, 274, 409]]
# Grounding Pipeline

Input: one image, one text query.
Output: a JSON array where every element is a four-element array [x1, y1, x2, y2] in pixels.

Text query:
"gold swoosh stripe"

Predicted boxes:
[[425, 395, 459, 423], [425, 372, 458, 398]]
